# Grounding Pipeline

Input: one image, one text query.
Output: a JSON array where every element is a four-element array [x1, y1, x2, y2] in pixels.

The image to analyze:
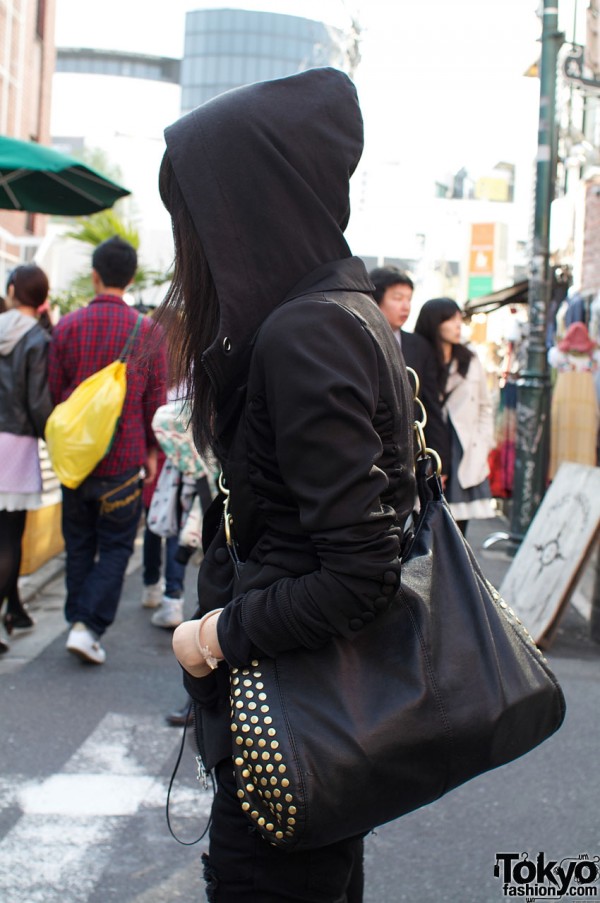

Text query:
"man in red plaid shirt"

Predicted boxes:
[[48, 236, 167, 665]]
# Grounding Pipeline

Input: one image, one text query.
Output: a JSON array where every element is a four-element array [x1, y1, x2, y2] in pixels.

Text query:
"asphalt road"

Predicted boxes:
[[0, 523, 598, 903]]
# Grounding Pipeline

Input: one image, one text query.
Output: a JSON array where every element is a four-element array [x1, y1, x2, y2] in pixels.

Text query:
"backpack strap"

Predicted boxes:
[[118, 314, 144, 362]]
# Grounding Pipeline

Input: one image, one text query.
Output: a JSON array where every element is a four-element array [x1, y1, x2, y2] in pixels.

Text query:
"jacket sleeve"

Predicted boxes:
[[217, 300, 406, 667], [25, 334, 53, 437]]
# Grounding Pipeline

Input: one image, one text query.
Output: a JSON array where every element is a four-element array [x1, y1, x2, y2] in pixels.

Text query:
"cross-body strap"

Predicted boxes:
[[118, 313, 144, 362]]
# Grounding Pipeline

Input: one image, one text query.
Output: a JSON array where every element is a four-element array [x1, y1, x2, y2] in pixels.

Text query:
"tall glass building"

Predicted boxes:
[[181, 8, 352, 113]]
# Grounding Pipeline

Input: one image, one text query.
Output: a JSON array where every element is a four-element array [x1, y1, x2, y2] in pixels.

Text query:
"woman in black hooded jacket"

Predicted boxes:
[[160, 67, 416, 902]]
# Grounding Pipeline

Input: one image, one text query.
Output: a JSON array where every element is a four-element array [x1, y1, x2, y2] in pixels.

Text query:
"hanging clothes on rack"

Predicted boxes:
[[488, 379, 517, 499], [548, 322, 600, 480]]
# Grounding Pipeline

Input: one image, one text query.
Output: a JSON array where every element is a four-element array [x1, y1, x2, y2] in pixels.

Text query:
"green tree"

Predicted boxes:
[[65, 209, 140, 249], [52, 209, 170, 314]]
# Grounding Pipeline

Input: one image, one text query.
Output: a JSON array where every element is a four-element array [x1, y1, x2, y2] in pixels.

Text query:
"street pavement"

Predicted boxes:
[[0, 514, 598, 903]]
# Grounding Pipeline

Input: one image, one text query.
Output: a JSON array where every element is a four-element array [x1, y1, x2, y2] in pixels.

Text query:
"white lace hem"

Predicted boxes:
[[0, 492, 44, 512]]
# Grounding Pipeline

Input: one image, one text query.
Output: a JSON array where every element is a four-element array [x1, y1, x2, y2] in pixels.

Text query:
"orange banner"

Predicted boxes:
[[469, 248, 494, 274]]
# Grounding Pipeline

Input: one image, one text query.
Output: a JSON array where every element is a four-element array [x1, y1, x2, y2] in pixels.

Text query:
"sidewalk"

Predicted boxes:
[[18, 550, 67, 606], [1, 534, 144, 675]]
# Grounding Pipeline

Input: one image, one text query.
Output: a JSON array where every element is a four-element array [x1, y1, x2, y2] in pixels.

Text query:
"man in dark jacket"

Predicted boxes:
[[369, 265, 450, 476], [48, 237, 167, 665]]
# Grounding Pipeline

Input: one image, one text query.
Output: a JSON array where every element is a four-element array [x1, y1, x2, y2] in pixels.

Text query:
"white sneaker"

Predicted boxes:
[[66, 622, 106, 664], [151, 596, 184, 629], [141, 581, 163, 609]]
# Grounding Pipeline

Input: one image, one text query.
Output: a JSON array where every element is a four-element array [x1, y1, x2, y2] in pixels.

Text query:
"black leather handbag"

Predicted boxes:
[[229, 455, 566, 851]]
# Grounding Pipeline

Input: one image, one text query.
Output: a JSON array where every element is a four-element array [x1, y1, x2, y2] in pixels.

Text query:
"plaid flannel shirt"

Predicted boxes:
[[48, 295, 168, 478]]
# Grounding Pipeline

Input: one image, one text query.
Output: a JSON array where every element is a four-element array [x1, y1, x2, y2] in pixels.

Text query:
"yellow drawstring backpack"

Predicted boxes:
[[45, 315, 143, 489]]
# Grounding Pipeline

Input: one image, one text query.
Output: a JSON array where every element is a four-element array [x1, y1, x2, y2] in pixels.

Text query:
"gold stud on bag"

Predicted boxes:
[[230, 662, 297, 844], [227, 371, 565, 852]]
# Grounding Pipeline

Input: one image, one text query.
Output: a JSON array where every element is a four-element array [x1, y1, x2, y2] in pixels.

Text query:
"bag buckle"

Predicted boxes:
[[218, 472, 234, 547], [195, 755, 209, 791]]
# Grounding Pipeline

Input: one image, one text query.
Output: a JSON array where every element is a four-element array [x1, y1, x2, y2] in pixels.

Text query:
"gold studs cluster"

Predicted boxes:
[[230, 660, 297, 846], [488, 581, 547, 660]]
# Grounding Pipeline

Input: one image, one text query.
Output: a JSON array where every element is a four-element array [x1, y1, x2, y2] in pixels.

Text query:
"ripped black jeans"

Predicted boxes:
[[203, 759, 364, 903]]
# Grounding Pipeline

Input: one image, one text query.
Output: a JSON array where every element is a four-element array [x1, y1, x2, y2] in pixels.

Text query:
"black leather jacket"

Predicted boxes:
[[0, 321, 52, 438]]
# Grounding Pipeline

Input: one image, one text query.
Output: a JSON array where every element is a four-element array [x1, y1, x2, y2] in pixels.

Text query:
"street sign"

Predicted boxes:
[[563, 44, 600, 90]]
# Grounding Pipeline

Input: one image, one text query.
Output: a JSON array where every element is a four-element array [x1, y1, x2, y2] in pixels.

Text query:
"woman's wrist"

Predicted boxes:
[[196, 609, 224, 670], [172, 608, 224, 677]]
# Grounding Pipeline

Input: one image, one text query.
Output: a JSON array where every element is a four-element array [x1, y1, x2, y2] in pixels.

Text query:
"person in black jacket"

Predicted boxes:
[[158, 68, 416, 901], [0, 264, 53, 653], [369, 265, 450, 478]]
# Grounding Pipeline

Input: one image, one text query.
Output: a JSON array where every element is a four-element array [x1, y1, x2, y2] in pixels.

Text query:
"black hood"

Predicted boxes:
[[164, 67, 365, 394]]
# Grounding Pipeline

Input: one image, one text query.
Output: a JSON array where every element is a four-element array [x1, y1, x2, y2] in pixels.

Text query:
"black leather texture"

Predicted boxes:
[[230, 462, 566, 851]]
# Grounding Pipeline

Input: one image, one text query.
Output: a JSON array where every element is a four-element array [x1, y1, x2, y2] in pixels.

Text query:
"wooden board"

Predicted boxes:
[[499, 462, 600, 646]]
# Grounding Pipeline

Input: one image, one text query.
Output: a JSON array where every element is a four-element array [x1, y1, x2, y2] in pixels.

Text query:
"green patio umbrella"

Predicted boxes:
[[0, 136, 131, 215]]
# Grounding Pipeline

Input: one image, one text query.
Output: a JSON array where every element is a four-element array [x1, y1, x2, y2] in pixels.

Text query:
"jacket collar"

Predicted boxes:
[[205, 256, 375, 403], [90, 294, 129, 307]]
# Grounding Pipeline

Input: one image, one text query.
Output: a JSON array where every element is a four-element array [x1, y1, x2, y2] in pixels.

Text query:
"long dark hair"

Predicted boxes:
[[414, 297, 473, 395], [157, 152, 220, 454]]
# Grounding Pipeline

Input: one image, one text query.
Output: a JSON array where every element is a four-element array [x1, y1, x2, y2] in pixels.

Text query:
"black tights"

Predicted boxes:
[[0, 510, 27, 613]]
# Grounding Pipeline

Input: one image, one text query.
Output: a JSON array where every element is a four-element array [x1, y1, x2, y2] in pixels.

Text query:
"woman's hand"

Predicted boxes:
[[172, 610, 224, 678]]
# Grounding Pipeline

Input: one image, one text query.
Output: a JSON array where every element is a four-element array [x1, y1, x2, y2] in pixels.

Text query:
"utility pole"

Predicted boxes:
[[510, 1, 564, 539]]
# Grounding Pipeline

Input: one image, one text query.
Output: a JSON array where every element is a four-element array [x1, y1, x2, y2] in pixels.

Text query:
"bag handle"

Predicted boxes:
[[405, 366, 442, 477], [218, 370, 443, 550], [118, 314, 144, 362]]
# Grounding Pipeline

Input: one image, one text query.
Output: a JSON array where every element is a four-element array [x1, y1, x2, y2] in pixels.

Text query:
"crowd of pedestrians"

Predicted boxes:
[[0, 67, 596, 903], [1, 237, 598, 658], [1, 237, 598, 663], [0, 238, 213, 669]]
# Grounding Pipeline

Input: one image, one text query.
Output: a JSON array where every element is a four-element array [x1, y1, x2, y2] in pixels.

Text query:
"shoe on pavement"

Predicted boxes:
[[66, 622, 106, 664], [151, 596, 184, 629], [4, 601, 36, 633], [0, 625, 9, 654], [141, 581, 163, 609], [165, 704, 194, 727]]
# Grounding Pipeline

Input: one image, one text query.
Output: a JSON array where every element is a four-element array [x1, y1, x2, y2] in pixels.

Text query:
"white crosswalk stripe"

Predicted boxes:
[[0, 713, 212, 902]]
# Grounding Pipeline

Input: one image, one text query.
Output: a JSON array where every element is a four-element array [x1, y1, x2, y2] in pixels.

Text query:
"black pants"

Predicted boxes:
[[0, 510, 27, 608], [204, 760, 364, 903]]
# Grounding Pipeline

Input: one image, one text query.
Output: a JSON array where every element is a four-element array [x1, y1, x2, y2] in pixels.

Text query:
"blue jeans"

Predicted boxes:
[[61, 469, 143, 636], [142, 517, 185, 598]]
